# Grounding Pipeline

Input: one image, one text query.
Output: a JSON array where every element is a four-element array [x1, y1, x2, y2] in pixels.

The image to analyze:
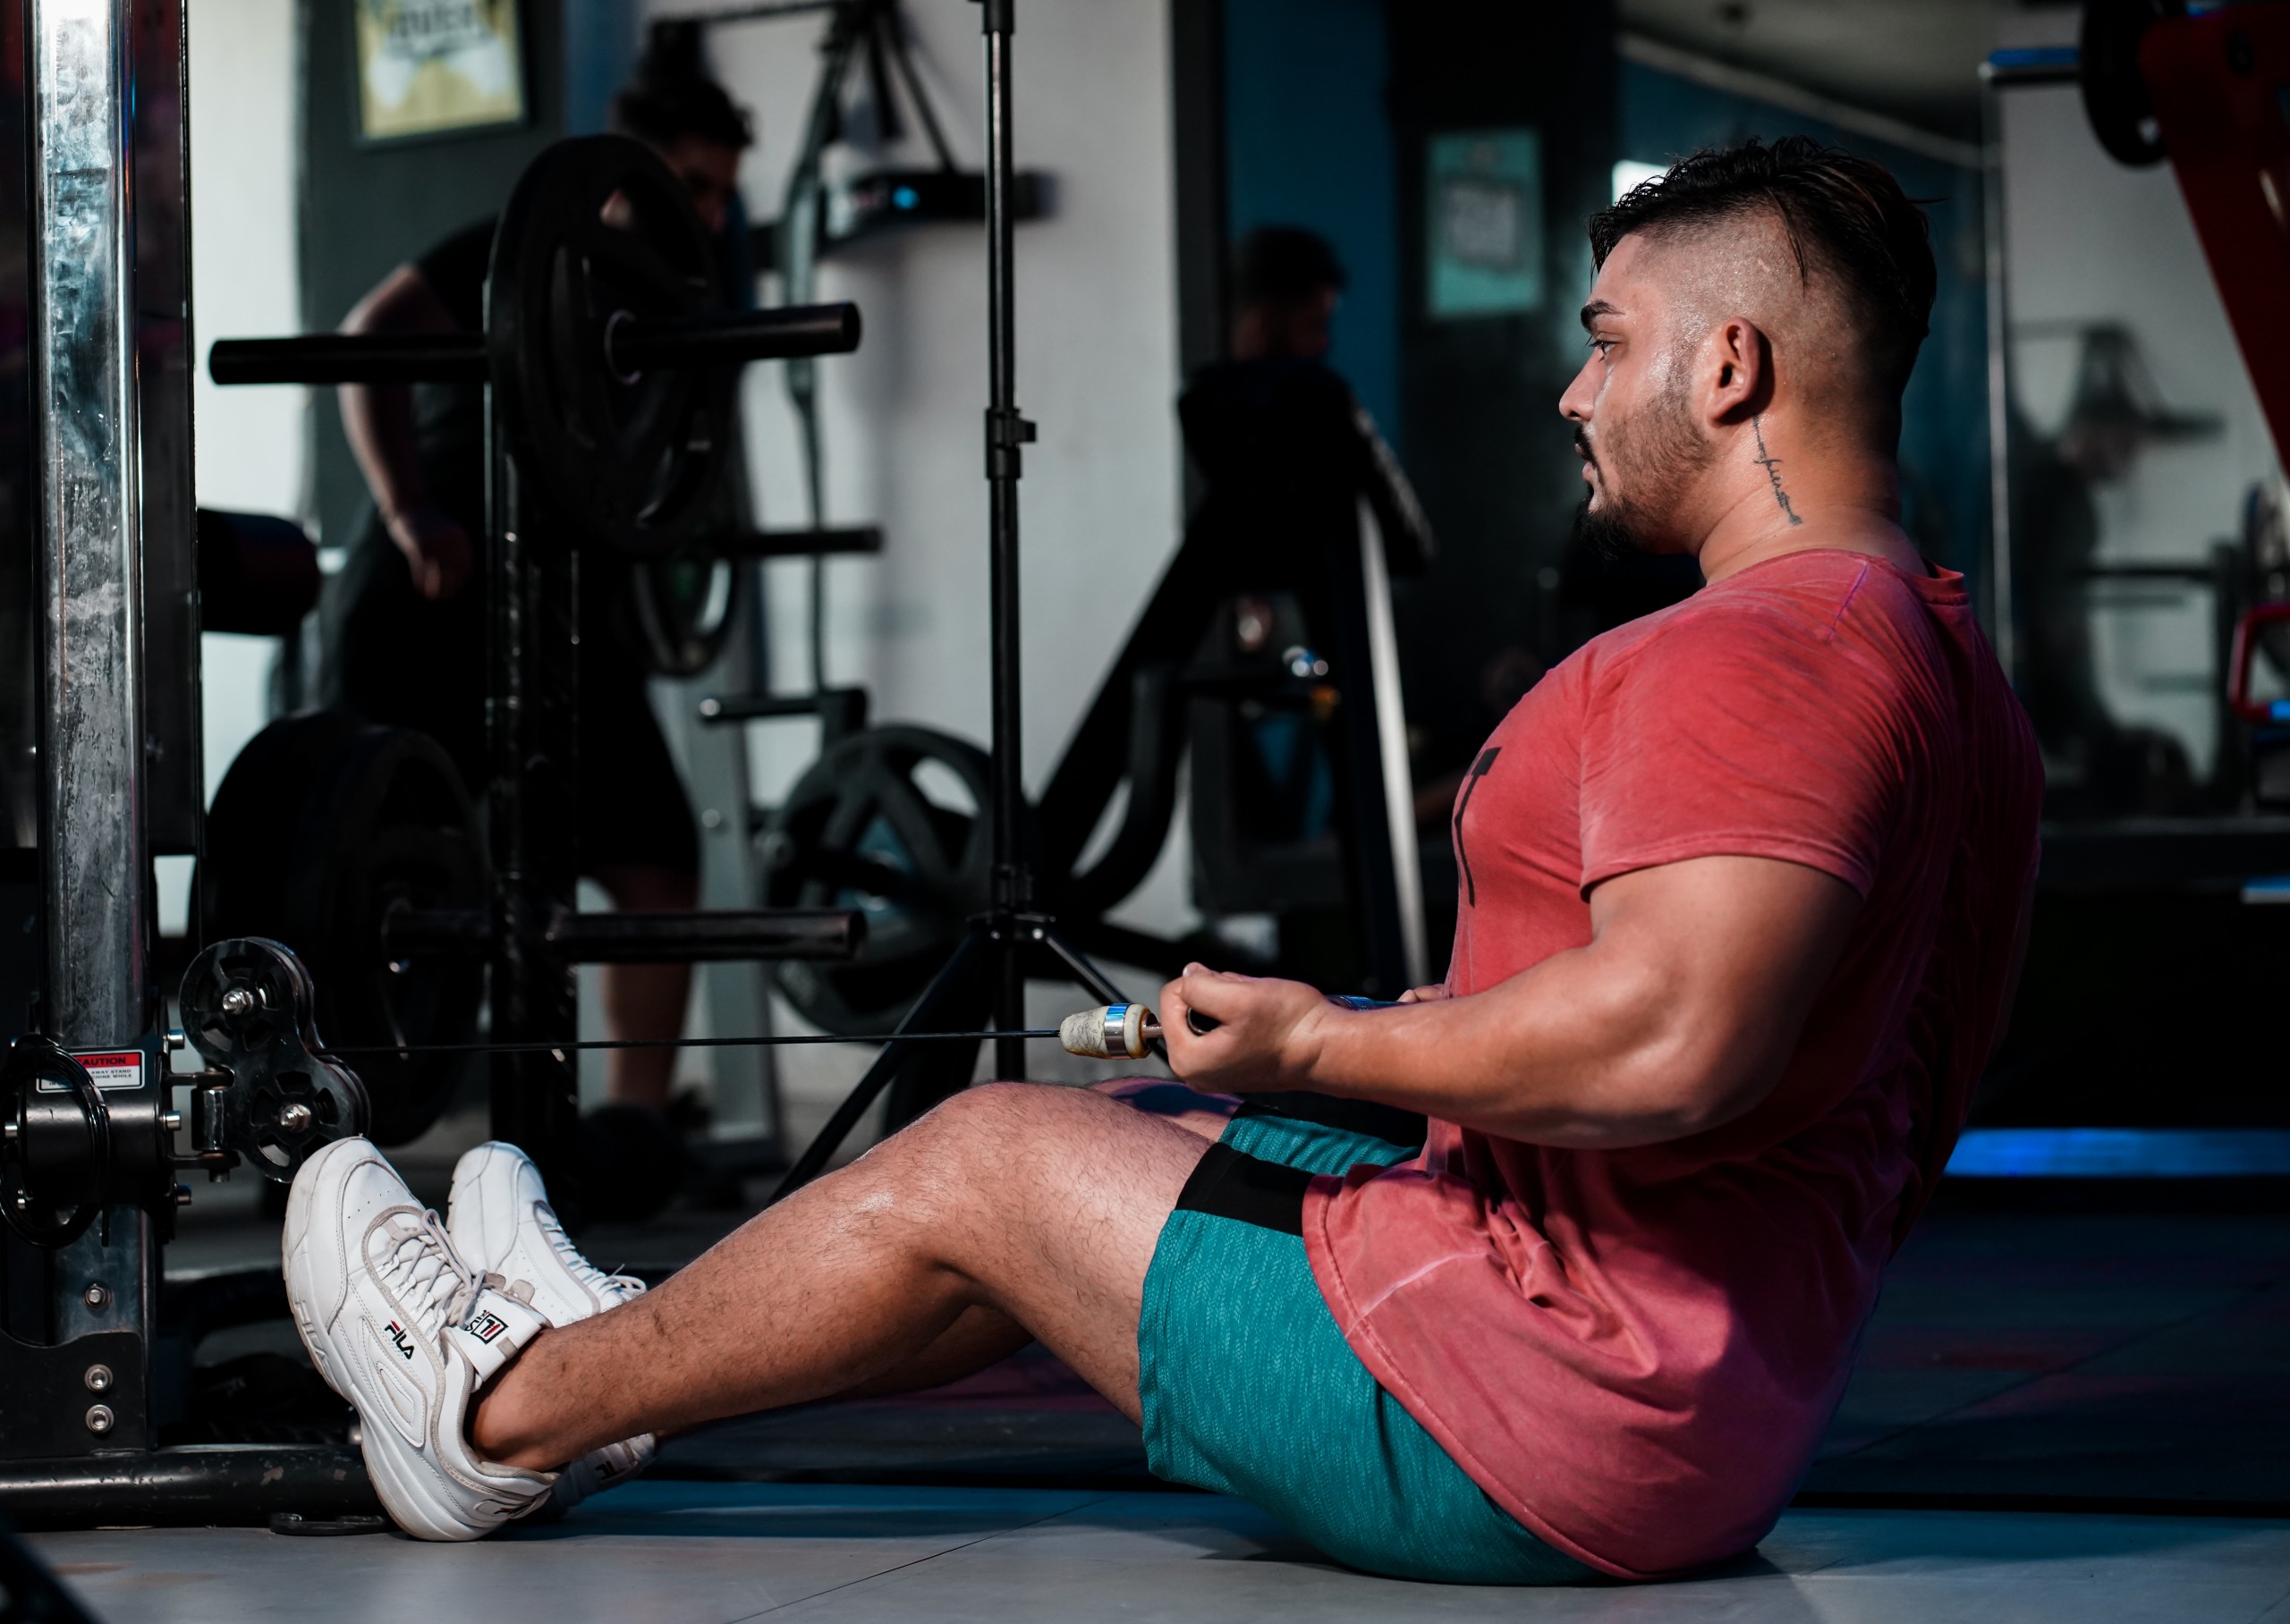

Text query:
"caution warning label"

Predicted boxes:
[[36, 1050, 146, 1093]]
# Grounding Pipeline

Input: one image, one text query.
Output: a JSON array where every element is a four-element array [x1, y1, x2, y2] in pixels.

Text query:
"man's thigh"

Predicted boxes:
[[907, 1081, 1212, 1423], [1092, 1077, 1238, 1142]]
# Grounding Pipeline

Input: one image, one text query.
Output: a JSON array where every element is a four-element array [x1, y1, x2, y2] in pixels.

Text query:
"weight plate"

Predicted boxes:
[[201, 714, 486, 1146], [490, 134, 736, 558], [760, 725, 994, 1036], [628, 546, 746, 677]]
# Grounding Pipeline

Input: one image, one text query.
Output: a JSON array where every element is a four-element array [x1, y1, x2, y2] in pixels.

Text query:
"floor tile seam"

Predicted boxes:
[[718, 1493, 1115, 1620], [1819, 1276, 2286, 1464]]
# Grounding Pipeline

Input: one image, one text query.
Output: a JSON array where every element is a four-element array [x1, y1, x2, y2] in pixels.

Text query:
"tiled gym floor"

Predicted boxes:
[[30, 1483, 2290, 1623]]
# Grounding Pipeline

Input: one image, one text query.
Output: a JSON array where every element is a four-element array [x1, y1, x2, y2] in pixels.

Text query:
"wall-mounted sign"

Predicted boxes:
[[1427, 128, 1543, 318], [355, 0, 526, 145]]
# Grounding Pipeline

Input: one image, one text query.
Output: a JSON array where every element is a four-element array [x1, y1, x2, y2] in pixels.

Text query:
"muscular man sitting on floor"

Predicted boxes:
[[280, 136, 2041, 1583]]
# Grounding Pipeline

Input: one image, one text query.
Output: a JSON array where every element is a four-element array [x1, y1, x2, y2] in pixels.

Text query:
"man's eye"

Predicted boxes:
[[1586, 337, 1614, 357]]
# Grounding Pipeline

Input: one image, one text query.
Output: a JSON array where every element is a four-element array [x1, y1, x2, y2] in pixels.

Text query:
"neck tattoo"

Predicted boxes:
[[1751, 415, 1803, 527]]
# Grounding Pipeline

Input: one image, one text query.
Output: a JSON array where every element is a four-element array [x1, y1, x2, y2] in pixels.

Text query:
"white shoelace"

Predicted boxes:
[[532, 1199, 648, 1304], [377, 1207, 484, 1338]]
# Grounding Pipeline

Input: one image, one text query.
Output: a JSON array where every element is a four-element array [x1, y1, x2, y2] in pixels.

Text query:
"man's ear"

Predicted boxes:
[[1701, 317, 1773, 425]]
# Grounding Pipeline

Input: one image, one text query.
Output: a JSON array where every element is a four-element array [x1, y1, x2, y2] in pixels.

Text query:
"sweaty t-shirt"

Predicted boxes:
[[1301, 549, 2041, 1579]]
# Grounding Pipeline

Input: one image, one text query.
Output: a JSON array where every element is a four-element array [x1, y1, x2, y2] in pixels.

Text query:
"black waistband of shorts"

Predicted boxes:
[[1234, 1091, 1426, 1153], [1174, 1144, 1313, 1236]]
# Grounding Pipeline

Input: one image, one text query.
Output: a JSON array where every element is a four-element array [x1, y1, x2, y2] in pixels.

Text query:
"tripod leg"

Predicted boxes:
[[882, 939, 989, 1129], [1039, 928, 1132, 1007], [765, 930, 990, 1205], [881, 1018, 983, 1134]]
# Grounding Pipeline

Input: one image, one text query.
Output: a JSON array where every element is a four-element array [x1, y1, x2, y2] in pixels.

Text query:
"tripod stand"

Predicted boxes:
[[769, 0, 1135, 1200]]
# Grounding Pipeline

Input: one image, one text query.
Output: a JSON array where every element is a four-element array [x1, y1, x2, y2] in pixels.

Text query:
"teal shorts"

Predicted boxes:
[[1135, 1095, 1594, 1586]]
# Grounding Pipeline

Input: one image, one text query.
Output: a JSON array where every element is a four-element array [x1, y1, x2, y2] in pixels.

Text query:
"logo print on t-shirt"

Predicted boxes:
[[1454, 748, 1500, 906]]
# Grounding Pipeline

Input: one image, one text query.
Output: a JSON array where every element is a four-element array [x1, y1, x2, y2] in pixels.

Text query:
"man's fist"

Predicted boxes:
[[1157, 963, 1333, 1095], [387, 502, 474, 601]]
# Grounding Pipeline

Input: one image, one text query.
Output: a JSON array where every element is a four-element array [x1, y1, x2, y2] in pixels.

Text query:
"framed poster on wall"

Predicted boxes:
[[1426, 128, 1543, 318], [354, 0, 527, 144]]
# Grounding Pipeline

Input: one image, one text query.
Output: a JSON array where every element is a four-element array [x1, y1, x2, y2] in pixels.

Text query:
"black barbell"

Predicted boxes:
[[210, 135, 862, 561]]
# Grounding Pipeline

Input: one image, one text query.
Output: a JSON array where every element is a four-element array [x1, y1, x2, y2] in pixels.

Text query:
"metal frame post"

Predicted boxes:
[[28, 0, 156, 1442], [32, 0, 148, 1048], [483, 422, 583, 1212]]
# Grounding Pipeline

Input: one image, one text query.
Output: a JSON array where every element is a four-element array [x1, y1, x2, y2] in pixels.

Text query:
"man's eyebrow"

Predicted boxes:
[[1579, 299, 1621, 332]]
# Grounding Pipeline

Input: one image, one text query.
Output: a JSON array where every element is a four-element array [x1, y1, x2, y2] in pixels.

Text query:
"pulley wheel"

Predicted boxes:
[[759, 725, 994, 1036], [201, 713, 486, 1146], [0, 1036, 109, 1248], [627, 545, 746, 677], [2081, 0, 2181, 167], [180, 938, 370, 1181], [489, 134, 735, 558]]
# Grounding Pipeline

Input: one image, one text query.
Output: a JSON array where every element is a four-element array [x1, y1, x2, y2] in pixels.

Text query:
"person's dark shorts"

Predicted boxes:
[[324, 530, 699, 877], [1135, 1095, 1594, 1586]]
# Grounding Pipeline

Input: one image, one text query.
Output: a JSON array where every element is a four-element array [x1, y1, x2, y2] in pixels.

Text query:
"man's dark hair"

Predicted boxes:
[[1234, 225, 1346, 309], [1589, 136, 1936, 404], [614, 21, 754, 152]]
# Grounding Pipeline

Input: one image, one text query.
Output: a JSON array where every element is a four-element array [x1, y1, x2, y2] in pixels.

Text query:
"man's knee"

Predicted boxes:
[[898, 1080, 1059, 1164], [821, 1083, 1073, 1262]]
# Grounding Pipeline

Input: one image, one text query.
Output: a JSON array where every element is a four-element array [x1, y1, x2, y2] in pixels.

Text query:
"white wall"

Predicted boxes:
[[190, 0, 305, 522], [695, 1, 1194, 943], [174, 0, 304, 929]]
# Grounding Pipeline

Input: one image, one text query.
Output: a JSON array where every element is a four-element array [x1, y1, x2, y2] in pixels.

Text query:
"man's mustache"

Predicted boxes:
[[1573, 427, 1599, 472]]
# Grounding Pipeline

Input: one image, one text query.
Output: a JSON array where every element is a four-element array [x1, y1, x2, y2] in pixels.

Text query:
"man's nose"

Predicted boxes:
[[1558, 360, 1597, 424]]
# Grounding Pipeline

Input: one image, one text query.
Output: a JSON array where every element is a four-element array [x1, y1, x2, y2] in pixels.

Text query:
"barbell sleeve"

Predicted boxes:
[[208, 333, 489, 385], [379, 904, 865, 964], [544, 907, 864, 964], [606, 301, 862, 373], [209, 300, 860, 389]]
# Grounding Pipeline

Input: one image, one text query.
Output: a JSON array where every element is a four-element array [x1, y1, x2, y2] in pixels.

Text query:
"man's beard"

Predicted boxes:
[[1574, 492, 1644, 562], [1572, 367, 1711, 561]]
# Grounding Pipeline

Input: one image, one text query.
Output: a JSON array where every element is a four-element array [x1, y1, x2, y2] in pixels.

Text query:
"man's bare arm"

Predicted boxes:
[[339, 265, 471, 600], [1159, 854, 1862, 1149]]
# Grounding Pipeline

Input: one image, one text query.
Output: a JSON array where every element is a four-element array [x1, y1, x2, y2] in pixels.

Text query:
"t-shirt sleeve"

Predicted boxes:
[[411, 220, 497, 334], [1576, 598, 1907, 898]]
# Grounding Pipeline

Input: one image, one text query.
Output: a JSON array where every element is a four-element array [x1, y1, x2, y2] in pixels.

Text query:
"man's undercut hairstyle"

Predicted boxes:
[[615, 22, 755, 153], [1234, 225, 1347, 309], [1589, 136, 1937, 408]]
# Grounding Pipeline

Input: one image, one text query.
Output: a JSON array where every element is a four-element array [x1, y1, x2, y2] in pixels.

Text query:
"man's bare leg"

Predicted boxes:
[[832, 1080, 1237, 1400], [470, 1082, 1212, 1470], [590, 863, 698, 1110]]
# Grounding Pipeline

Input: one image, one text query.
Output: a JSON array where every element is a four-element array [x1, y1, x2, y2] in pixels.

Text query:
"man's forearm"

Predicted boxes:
[[1296, 948, 1701, 1148], [339, 380, 425, 522], [1163, 858, 1862, 1150], [338, 264, 454, 528]]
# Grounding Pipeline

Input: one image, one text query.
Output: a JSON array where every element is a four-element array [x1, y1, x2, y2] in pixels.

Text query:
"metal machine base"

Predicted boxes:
[[0, 1444, 377, 1529]]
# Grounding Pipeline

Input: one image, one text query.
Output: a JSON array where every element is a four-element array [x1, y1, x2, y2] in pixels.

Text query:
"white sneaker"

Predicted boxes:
[[448, 1140, 656, 1512], [283, 1137, 556, 1541]]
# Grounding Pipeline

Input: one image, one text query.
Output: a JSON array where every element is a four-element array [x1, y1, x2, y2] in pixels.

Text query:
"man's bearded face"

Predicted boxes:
[[1573, 345, 1712, 560]]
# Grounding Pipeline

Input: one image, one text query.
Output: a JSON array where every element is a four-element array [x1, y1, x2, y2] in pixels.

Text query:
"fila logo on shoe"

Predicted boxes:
[[462, 1309, 511, 1345], [385, 1320, 417, 1360]]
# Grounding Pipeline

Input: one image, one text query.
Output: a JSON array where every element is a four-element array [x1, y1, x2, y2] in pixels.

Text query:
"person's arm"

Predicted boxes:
[[338, 265, 471, 600], [1158, 853, 1861, 1150]]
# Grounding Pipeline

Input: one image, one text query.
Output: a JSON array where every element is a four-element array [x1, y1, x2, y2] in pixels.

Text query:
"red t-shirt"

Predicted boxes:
[[1301, 551, 2041, 1579]]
